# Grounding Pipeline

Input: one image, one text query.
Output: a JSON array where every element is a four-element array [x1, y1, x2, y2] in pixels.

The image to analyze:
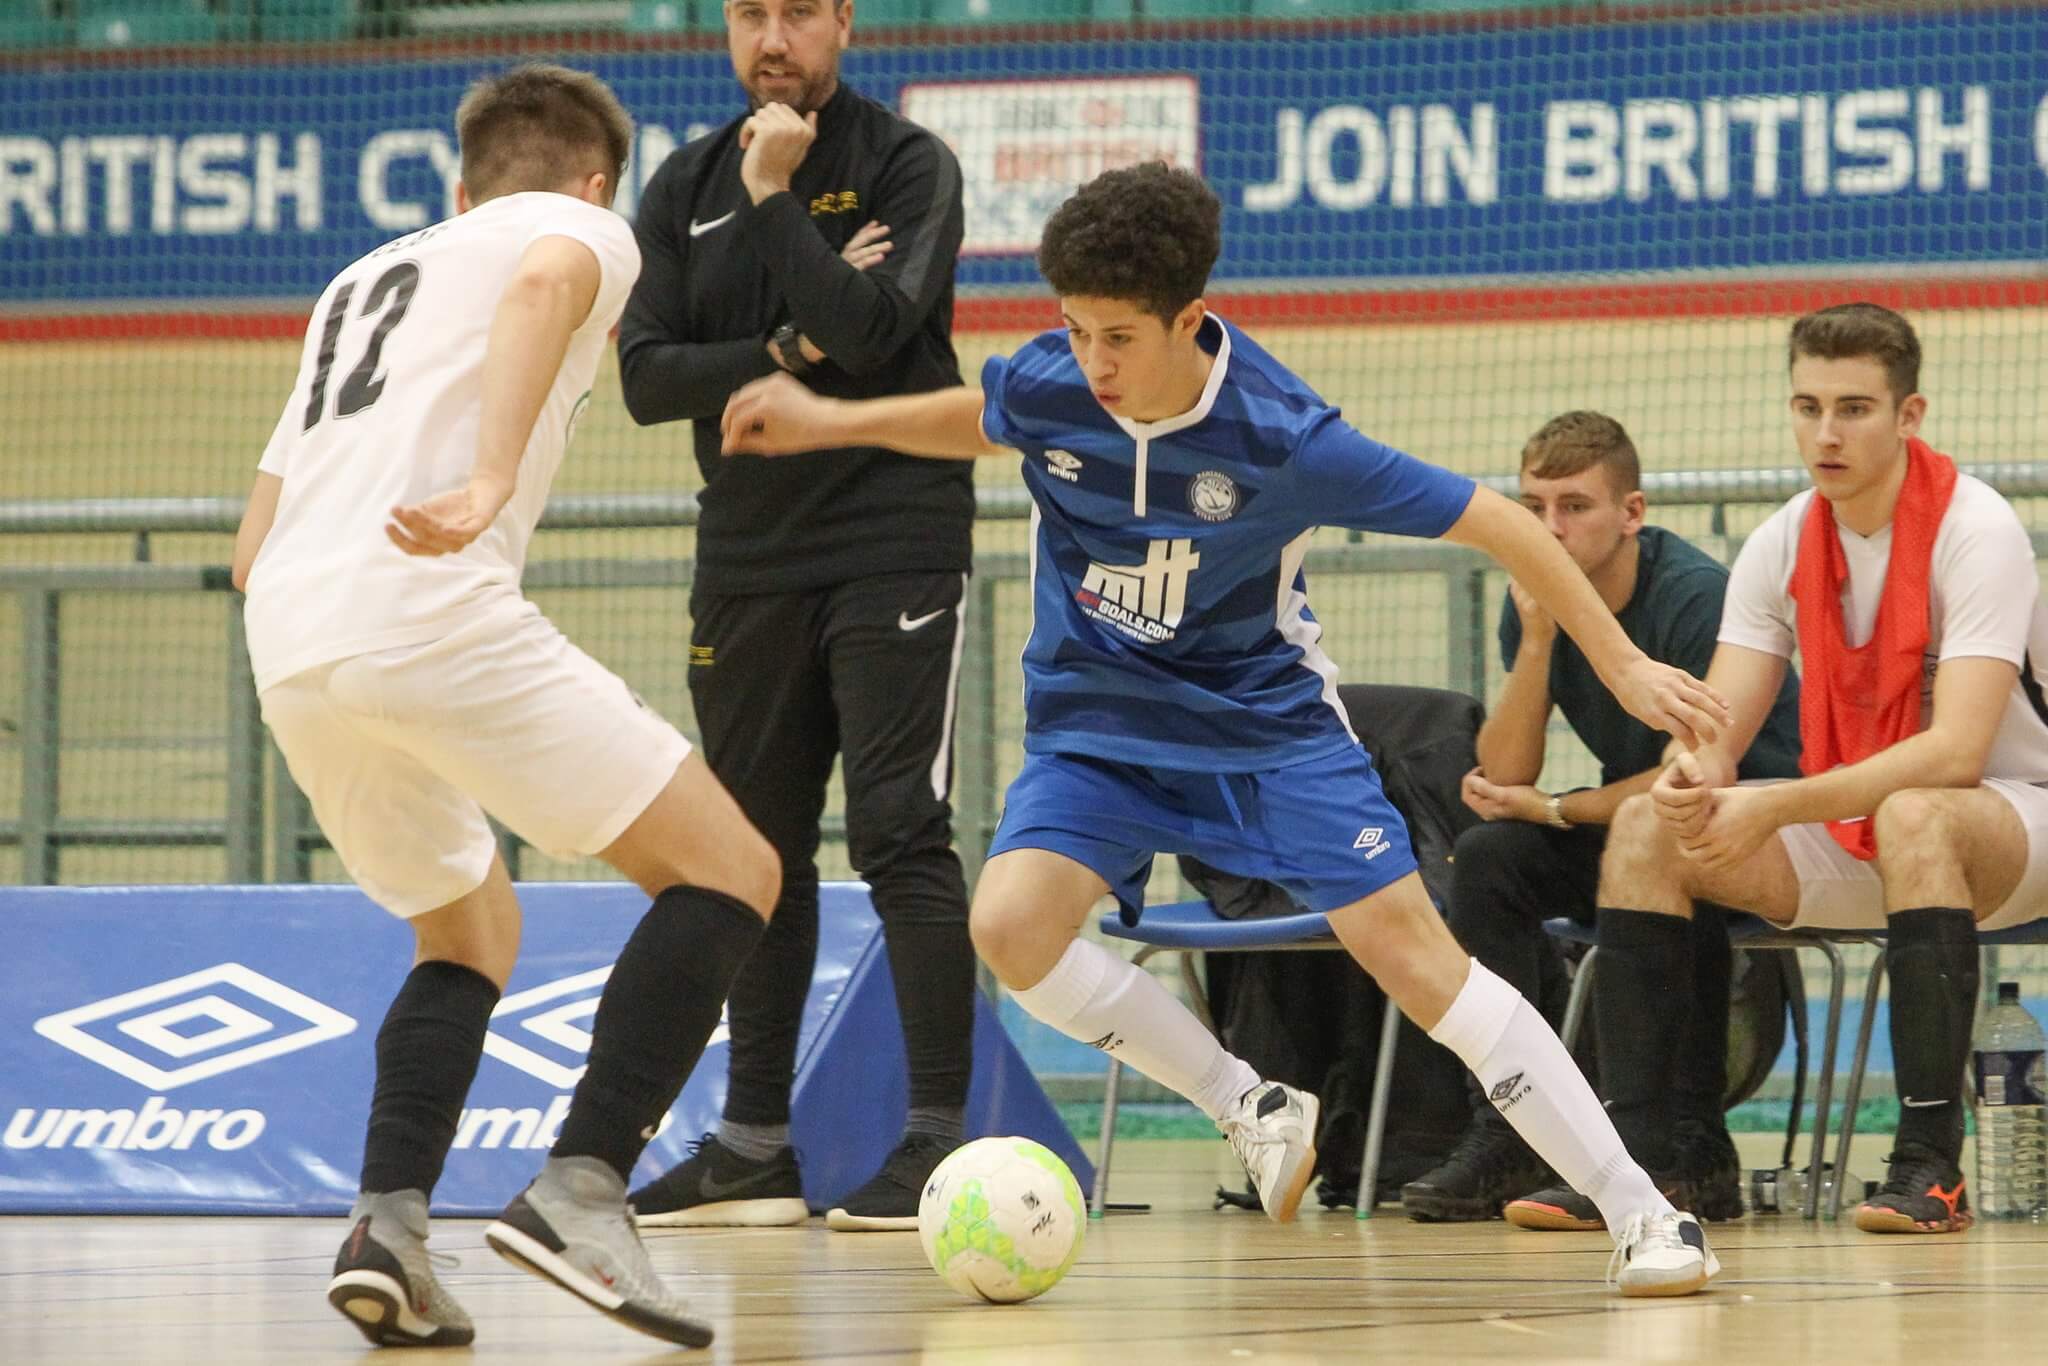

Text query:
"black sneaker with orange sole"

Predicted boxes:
[[1853, 1142, 1975, 1234]]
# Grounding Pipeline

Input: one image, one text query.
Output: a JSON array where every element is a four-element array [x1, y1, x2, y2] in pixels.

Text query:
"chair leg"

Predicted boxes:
[[1088, 945, 1162, 1219], [1829, 950, 1888, 1220], [1091, 1055, 1123, 1220], [1560, 947, 1598, 1050], [1179, 950, 1216, 1034], [1357, 1002, 1402, 1220], [1802, 940, 1847, 1221]]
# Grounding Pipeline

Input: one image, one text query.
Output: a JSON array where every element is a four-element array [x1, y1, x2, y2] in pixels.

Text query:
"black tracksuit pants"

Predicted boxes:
[[688, 570, 975, 1126], [1444, 818, 1731, 1134]]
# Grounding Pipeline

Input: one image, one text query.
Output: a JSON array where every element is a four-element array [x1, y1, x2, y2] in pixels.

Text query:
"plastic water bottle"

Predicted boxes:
[[1747, 1161, 1863, 1214], [1972, 982, 2048, 1220]]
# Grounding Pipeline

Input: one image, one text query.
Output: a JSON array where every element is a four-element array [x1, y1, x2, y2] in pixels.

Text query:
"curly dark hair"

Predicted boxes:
[[1037, 162, 1221, 324]]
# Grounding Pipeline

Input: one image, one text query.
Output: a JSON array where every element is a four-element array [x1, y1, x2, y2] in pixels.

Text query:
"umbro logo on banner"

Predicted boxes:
[[32, 963, 357, 1091], [484, 967, 731, 1088]]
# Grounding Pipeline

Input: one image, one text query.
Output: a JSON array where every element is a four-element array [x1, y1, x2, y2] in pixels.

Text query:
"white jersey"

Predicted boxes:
[[1720, 473, 2048, 780], [243, 192, 640, 690]]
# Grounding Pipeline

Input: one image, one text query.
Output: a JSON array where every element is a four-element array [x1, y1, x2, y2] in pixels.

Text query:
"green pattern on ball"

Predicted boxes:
[[931, 1161, 1082, 1301]]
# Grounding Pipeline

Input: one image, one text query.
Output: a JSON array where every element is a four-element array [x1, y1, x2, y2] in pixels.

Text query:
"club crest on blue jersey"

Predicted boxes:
[[1187, 470, 1239, 522]]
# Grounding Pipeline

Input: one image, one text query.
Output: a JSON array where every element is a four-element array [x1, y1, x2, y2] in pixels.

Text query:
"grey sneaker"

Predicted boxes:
[[1218, 1082, 1320, 1223], [326, 1189, 475, 1348], [485, 1156, 715, 1348]]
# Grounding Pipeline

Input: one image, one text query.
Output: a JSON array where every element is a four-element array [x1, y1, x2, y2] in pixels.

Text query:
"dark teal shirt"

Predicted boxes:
[[1499, 524, 1803, 786]]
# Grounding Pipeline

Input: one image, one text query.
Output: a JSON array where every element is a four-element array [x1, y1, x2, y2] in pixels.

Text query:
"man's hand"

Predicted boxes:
[[1508, 577, 1555, 645], [1605, 654, 1729, 750], [722, 372, 841, 456], [1461, 768, 1547, 824], [1675, 783, 1781, 872], [386, 475, 513, 556], [739, 104, 817, 204], [1651, 751, 1715, 841], [842, 220, 892, 271]]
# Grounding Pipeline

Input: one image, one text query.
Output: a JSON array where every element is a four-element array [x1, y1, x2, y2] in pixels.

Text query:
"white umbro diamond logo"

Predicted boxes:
[[1045, 450, 1082, 482], [1354, 827, 1390, 860], [33, 963, 357, 1090], [484, 968, 730, 1087]]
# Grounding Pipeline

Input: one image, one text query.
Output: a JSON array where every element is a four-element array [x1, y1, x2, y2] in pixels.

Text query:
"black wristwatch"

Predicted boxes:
[[770, 323, 812, 377]]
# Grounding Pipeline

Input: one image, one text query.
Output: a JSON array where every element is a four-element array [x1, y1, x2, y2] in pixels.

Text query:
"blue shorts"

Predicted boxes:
[[987, 743, 1419, 923]]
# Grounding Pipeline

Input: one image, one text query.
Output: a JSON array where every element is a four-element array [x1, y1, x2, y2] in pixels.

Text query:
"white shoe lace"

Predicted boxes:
[[1606, 1211, 1697, 1287]]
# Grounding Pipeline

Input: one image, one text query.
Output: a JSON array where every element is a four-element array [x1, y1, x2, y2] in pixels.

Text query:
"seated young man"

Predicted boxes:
[[1591, 302, 2048, 1235], [720, 161, 1735, 1295], [1403, 412, 1803, 1226]]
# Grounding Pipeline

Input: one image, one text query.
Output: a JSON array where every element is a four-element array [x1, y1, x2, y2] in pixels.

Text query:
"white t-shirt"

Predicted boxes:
[[1719, 474, 2048, 781], [244, 192, 641, 690]]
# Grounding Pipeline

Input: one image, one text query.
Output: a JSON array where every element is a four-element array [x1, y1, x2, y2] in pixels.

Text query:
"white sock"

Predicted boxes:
[[1428, 958, 1671, 1236], [1012, 938, 1261, 1122]]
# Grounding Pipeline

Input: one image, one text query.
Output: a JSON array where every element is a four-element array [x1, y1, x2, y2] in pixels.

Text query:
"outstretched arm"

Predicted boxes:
[[1442, 486, 1729, 748], [720, 372, 1009, 460]]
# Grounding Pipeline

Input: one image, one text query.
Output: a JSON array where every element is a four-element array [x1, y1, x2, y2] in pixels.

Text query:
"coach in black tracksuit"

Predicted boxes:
[[615, 18, 974, 1231]]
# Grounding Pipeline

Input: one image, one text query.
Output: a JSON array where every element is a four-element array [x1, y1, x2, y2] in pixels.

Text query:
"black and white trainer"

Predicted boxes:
[[630, 1133, 808, 1228]]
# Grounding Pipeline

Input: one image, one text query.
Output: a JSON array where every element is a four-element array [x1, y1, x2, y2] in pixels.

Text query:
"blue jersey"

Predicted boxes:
[[979, 314, 1476, 772]]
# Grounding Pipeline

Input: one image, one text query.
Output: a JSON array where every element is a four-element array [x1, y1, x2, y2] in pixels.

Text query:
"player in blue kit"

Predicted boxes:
[[720, 163, 1728, 1295]]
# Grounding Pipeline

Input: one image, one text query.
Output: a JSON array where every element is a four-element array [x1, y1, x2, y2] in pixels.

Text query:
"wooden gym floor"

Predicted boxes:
[[4, 1138, 2044, 1364]]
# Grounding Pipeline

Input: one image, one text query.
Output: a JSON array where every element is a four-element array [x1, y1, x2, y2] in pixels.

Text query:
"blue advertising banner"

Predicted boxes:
[[2, 7, 2045, 304], [0, 881, 1089, 1215]]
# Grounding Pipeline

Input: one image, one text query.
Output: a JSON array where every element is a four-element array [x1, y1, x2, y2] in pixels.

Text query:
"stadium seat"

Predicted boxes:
[[849, 0, 926, 25], [74, 0, 217, 45], [1139, 0, 1245, 16], [0, 0, 69, 47], [625, 0, 693, 30], [258, 0, 356, 40], [1248, 0, 1401, 17], [928, 0, 1089, 23]]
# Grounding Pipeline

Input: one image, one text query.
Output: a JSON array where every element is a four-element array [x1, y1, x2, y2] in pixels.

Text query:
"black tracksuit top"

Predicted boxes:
[[617, 83, 976, 595]]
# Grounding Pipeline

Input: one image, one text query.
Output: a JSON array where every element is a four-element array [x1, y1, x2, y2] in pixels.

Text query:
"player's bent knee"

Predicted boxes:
[[968, 899, 1062, 989], [1871, 788, 1951, 851]]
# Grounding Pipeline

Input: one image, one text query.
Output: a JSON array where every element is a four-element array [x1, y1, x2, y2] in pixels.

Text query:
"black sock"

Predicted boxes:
[[1592, 907, 1693, 1172], [360, 960, 499, 1198], [1885, 906, 1979, 1160], [553, 885, 766, 1183], [1677, 904, 1733, 1130]]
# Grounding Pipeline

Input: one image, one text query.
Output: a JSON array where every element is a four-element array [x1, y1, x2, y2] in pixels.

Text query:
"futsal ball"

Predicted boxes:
[[917, 1136, 1086, 1303]]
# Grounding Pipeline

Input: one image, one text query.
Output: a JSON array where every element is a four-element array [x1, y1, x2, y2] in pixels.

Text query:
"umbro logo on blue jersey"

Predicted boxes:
[[1045, 450, 1082, 482]]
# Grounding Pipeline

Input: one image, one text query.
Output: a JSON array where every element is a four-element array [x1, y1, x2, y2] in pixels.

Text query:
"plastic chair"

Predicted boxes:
[[74, 0, 216, 45], [928, 0, 1089, 21], [257, 0, 355, 40], [1090, 899, 1406, 1218], [0, 0, 69, 47], [1552, 913, 1874, 1221]]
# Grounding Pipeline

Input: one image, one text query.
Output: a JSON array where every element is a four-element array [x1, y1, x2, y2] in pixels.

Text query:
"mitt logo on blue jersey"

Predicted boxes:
[[1075, 538, 1200, 644], [1188, 470, 1239, 522]]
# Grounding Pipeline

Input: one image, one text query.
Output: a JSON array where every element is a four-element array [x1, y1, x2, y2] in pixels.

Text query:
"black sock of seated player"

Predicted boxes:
[[1592, 907, 1693, 1174], [360, 960, 500, 1198], [552, 886, 766, 1183], [1885, 907, 1979, 1160]]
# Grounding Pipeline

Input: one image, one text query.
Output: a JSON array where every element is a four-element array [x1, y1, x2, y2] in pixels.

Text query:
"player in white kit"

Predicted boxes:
[[231, 64, 778, 1350]]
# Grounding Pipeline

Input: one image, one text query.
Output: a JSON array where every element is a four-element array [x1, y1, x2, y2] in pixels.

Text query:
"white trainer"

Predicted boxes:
[[1609, 1209, 1722, 1297], [1218, 1081, 1320, 1223]]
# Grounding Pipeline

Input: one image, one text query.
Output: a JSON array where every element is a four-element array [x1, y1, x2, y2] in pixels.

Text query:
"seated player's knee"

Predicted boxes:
[[1872, 788, 1952, 858], [1606, 792, 1670, 866]]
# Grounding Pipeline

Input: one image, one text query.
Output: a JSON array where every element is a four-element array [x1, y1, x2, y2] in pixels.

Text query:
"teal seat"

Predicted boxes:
[[1139, 0, 1245, 17], [0, 0, 68, 47], [75, 0, 217, 45], [259, 0, 355, 39], [626, 0, 693, 30], [928, 0, 1087, 21], [1409, 0, 1584, 11], [850, 0, 925, 25], [1249, 0, 1402, 16]]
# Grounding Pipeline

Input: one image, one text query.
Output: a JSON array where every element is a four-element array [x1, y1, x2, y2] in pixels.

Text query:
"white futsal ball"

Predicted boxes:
[[917, 1136, 1086, 1303]]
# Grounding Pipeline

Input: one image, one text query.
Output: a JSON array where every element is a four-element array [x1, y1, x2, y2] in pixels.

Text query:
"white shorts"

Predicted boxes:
[[259, 602, 691, 918], [1770, 777, 2048, 932]]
